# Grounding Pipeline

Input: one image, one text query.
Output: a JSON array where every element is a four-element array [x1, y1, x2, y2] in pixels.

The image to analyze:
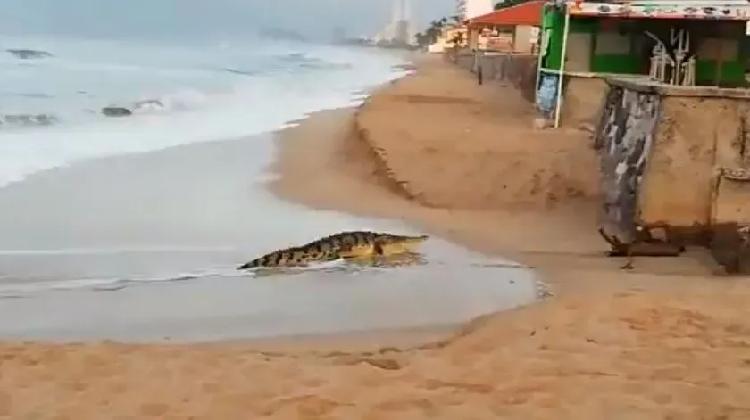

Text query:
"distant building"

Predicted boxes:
[[456, 0, 494, 21], [465, 1, 544, 53]]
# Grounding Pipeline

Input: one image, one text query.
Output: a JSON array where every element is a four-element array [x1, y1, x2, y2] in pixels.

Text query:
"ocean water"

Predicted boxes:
[[0, 35, 410, 186], [0, 34, 543, 340]]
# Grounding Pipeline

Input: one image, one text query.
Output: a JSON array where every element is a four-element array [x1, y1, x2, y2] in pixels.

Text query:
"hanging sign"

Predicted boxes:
[[568, 2, 750, 20]]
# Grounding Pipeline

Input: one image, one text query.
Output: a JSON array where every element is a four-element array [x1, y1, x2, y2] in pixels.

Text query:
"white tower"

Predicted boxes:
[[392, 0, 406, 22], [384, 0, 412, 45]]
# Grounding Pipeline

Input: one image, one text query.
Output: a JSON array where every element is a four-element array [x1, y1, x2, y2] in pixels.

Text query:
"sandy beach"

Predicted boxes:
[[2, 54, 750, 419]]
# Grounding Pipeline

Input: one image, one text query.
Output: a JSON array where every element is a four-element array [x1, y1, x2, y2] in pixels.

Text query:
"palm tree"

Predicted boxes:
[[414, 32, 431, 47], [418, 14, 465, 47], [423, 19, 447, 44]]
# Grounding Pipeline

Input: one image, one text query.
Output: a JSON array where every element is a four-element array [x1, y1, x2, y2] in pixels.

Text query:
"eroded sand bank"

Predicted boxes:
[[1, 55, 749, 419], [270, 55, 719, 288]]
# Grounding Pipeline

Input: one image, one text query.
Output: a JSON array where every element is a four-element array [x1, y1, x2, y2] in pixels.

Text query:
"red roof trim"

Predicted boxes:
[[468, 1, 545, 27]]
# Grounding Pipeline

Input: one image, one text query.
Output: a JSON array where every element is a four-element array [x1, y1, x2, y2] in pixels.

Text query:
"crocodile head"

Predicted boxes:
[[374, 234, 430, 256]]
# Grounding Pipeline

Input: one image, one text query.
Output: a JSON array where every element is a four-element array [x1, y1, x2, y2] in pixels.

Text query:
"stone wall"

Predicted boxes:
[[594, 83, 661, 243], [449, 49, 538, 103]]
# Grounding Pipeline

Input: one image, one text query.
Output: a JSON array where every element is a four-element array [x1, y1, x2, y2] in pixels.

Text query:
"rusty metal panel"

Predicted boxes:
[[595, 85, 660, 243], [713, 168, 750, 226]]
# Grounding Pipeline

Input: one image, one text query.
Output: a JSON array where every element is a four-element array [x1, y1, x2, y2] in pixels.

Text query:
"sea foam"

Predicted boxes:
[[0, 35, 410, 187]]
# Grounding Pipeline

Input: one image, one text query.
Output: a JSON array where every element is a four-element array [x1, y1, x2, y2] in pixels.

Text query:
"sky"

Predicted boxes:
[[0, 0, 456, 41]]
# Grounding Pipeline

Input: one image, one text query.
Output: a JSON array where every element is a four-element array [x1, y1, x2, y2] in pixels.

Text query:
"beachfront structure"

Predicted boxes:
[[428, 25, 470, 53], [456, 0, 495, 21], [466, 1, 544, 53], [536, 0, 750, 128]]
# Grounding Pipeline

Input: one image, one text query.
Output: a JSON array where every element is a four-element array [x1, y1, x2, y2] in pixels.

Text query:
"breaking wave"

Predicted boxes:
[[0, 35, 411, 188]]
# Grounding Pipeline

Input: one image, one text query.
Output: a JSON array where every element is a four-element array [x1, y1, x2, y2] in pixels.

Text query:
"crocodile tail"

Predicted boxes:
[[237, 248, 300, 269], [238, 243, 340, 269]]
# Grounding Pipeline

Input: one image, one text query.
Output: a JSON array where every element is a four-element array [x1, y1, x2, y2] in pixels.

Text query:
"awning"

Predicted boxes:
[[468, 1, 545, 27]]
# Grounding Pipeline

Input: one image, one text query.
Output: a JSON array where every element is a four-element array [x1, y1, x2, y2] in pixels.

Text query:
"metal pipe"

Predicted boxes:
[[553, 3, 570, 129]]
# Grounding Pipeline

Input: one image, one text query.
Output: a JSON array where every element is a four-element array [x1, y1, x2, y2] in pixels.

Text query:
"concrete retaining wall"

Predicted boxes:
[[594, 78, 750, 260]]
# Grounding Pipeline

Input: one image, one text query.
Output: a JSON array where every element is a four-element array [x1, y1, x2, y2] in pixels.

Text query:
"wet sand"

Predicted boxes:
[[1, 55, 750, 418]]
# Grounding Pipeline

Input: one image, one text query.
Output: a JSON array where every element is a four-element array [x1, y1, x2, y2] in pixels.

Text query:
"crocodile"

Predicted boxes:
[[237, 231, 429, 269]]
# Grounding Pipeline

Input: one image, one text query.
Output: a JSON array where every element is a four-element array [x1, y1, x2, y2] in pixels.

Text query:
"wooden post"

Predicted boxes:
[[553, 3, 571, 129]]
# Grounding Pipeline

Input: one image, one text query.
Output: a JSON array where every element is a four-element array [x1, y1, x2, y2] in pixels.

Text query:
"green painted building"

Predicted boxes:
[[538, 1, 750, 86]]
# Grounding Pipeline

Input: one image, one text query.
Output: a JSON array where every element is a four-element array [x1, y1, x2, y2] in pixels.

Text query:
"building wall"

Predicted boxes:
[[568, 18, 642, 74], [541, 14, 641, 74], [456, 0, 494, 21], [693, 22, 746, 86], [513, 25, 535, 53]]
